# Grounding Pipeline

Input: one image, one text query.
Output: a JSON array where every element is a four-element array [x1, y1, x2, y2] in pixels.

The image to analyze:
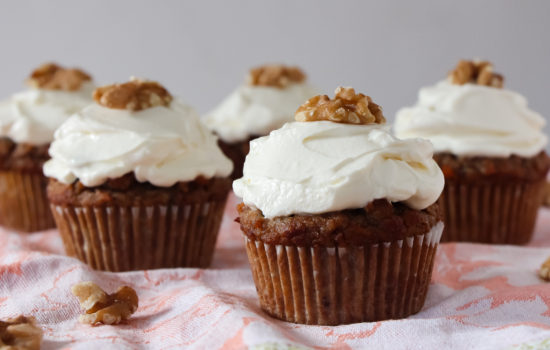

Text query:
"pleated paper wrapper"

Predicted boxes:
[[50, 200, 227, 271], [244, 222, 444, 325], [0, 170, 55, 232], [439, 179, 545, 244]]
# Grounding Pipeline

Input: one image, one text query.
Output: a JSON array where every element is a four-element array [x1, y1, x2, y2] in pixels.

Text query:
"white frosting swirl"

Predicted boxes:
[[394, 81, 547, 157], [44, 101, 233, 187], [0, 83, 95, 145], [233, 121, 444, 218], [203, 83, 318, 143]]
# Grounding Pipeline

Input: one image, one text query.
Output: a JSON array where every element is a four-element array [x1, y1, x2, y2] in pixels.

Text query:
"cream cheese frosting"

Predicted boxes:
[[0, 83, 95, 145], [233, 121, 444, 218], [394, 81, 547, 157], [44, 100, 233, 187], [203, 83, 318, 143]]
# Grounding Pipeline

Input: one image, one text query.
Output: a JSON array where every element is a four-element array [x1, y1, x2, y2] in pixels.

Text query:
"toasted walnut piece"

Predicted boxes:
[[295, 87, 385, 125], [93, 78, 173, 112], [72, 281, 139, 326], [27, 62, 91, 91], [247, 64, 306, 88], [539, 257, 550, 281], [449, 59, 504, 88], [0, 315, 42, 350]]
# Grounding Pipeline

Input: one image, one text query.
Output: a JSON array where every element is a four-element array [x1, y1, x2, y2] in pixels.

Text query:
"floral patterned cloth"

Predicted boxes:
[[1, 193, 550, 350]]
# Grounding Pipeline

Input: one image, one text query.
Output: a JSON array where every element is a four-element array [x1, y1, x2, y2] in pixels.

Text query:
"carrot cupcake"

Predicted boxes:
[[395, 60, 550, 244], [0, 63, 94, 232], [44, 78, 233, 271], [203, 64, 317, 179], [234, 87, 445, 325]]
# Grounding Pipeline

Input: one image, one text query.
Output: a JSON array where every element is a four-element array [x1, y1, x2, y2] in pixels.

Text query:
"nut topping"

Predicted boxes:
[[93, 78, 173, 111], [295, 87, 385, 125], [449, 60, 504, 88], [247, 64, 306, 88], [72, 281, 138, 325], [27, 63, 91, 91], [0, 316, 42, 350], [539, 257, 550, 281]]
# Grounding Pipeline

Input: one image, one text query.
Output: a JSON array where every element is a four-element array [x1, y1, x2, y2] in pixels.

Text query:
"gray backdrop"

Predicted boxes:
[[1, 0, 549, 137]]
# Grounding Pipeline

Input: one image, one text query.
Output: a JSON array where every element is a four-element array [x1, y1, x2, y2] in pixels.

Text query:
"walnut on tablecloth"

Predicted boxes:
[[0, 315, 42, 350], [539, 257, 550, 281], [72, 281, 138, 325]]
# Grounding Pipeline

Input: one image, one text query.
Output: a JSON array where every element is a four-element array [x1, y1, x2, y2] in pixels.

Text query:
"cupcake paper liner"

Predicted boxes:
[[244, 222, 443, 325], [51, 200, 227, 271], [439, 179, 545, 244], [0, 170, 55, 232]]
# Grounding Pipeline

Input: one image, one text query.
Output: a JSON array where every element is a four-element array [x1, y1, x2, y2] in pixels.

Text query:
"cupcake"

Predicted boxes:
[[0, 63, 94, 232], [233, 87, 445, 325], [44, 78, 233, 271], [203, 64, 317, 179], [395, 60, 550, 244]]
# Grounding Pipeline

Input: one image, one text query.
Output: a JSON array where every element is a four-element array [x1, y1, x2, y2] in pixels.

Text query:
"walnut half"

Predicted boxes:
[[449, 60, 503, 88], [247, 64, 306, 88], [0, 316, 42, 350], [539, 257, 550, 281], [27, 63, 92, 92], [72, 282, 138, 326], [295, 87, 385, 125], [93, 78, 173, 112]]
